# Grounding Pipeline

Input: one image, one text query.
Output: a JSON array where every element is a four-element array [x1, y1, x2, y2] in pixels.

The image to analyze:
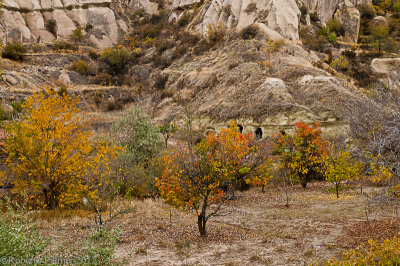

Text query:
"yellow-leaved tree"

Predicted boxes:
[[1, 90, 122, 209], [324, 149, 362, 198]]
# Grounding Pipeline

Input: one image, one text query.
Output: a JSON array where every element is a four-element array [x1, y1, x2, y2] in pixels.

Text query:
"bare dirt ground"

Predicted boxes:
[[29, 182, 398, 266]]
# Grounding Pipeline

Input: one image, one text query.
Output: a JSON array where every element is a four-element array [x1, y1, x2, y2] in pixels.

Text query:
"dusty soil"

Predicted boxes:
[[27, 182, 398, 266]]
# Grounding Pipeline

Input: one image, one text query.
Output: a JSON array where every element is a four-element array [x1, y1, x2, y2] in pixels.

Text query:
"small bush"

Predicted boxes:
[[383, 37, 398, 53], [2, 42, 26, 61], [240, 24, 260, 40], [317, 26, 330, 37], [0, 200, 49, 259], [299, 5, 308, 16], [358, 4, 375, 19], [92, 73, 112, 85], [52, 40, 76, 51], [154, 73, 169, 90], [330, 55, 349, 71], [71, 60, 97, 76], [178, 11, 192, 27], [89, 49, 100, 59], [58, 86, 68, 96], [99, 46, 133, 74], [310, 11, 320, 22], [329, 32, 337, 42], [326, 18, 344, 36], [179, 31, 200, 45], [206, 23, 226, 44], [71, 26, 84, 42]]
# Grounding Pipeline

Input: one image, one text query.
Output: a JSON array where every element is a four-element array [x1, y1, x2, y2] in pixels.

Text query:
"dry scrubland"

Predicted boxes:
[[11, 183, 394, 265]]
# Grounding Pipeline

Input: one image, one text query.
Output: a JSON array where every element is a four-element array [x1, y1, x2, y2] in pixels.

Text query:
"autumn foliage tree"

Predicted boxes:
[[324, 149, 362, 198], [273, 122, 331, 188], [0, 90, 122, 210], [156, 125, 272, 236]]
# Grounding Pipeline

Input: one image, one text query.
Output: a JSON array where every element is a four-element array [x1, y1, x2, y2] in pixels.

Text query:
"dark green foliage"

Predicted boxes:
[[240, 24, 260, 40], [326, 18, 345, 36], [99, 46, 133, 74], [310, 11, 320, 22], [358, 4, 375, 19], [299, 5, 308, 16], [2, 42, 26, 61]]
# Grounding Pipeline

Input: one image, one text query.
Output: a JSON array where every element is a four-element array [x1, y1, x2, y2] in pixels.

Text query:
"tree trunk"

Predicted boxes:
[[197, 212, 207, 236], [300, 174, 307, 189], [43, 188, 59, 210], [336, 183, 340, 198]]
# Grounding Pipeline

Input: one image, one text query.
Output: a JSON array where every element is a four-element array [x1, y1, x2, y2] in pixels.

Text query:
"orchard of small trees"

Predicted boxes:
[[1, 89, 400, 263]]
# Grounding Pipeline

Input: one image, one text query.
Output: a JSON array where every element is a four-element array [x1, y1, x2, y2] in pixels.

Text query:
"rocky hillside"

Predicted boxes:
[[0, 0, 399, 138]]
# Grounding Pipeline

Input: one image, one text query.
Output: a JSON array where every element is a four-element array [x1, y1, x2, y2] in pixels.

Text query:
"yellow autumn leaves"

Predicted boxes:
[[1, 89, 123, 209]]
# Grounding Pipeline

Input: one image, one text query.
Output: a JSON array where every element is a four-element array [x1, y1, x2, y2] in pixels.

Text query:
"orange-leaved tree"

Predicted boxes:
[[273, 122, 331, 188], [1, 90, 122, 209], [156, 125, 273, 236]]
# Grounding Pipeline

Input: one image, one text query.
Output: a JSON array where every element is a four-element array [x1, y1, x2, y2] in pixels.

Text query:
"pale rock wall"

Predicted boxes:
[[0, 0, 127, 49], [171, 0, 301, 40]]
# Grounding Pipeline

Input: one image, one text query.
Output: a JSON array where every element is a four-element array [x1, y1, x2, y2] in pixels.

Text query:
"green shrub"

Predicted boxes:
[[99, 46, 133, 74], [71, 59, 96, 76], [10, 100, 24, 114], [317, 26, 330, 36], [310, 11, 320, 22], [71, 26, 84, 42], [383, 37, 398, 53], [329, 32, 338, 42], [330, 55, 349, 71], [326, 18, 345, 36], [112, 105, 163, 165], [0, 200, 49, 260], [358, 4, 375, 19], [240, 24, 260, 40], [2, 42, 26, 61]]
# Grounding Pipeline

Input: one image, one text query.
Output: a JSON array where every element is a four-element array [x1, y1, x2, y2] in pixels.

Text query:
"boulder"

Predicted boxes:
[[266, 0, 301, 40], [87, 7, 119, 43], [172, 0, 201, 10], [334, 0, 360, 43], [129, 0, 159, 15], [52, 10, 77, 39], [58, 70, 71, 86], [371, 16, 387, 26], [371, 58, 400, 74]]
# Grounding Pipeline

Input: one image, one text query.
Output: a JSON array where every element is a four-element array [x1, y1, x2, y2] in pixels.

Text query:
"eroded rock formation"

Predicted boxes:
[[0, 0, 128, 48]]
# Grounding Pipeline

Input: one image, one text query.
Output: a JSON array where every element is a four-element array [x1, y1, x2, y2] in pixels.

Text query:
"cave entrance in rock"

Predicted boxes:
[[255, 128, 263, 140], [238, 124, 243, 133]]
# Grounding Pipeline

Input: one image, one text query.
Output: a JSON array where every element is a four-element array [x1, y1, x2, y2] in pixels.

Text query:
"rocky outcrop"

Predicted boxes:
[[334, 0, 360, 43], [151, 39, 367, 136], [0, 0, 127, 49], [371, 58, 400, 90], [296, 0, 371, 23], [171, 0, 301, 40]]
